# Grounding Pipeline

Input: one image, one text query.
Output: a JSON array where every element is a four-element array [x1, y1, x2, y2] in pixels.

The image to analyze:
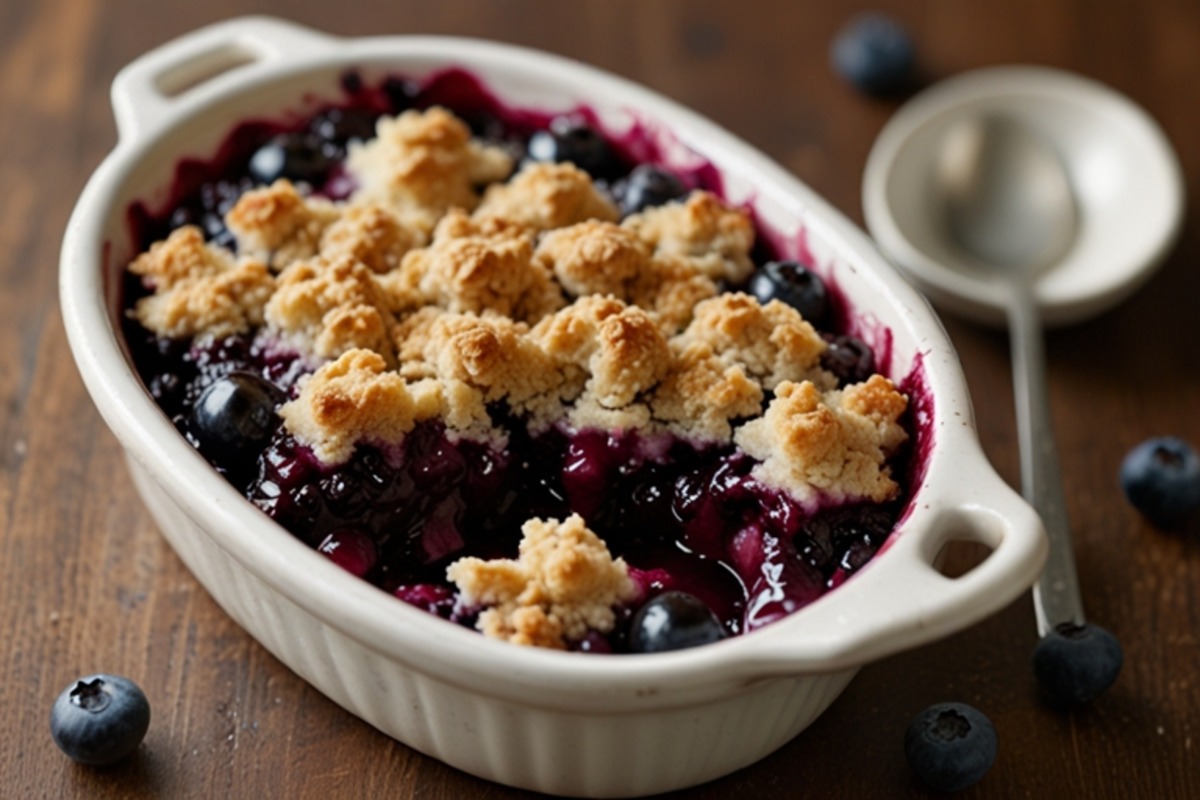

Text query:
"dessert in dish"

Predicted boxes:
[[123, 68, 912, 653]]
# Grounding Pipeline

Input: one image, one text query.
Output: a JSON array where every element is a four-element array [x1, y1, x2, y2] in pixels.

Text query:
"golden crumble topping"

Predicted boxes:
[[128, 105, 914, 649], [280, 348, 442, 465], [622, 190, 755, 284], [129, 226, 275, 338], [677, 293, 828, 390], [347, 106, 514, 232], [319, 202, 423, 274], [264, 254, 399, 363], [734, 375, 908, 504], [385, 208, 563, 323], [446, 513, 637, 649], [474, 162, 619, 231], [225, 179, 340, 270]]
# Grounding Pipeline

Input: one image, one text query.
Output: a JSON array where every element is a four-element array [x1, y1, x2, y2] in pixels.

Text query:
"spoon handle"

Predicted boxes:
[[1008, 284, 1085, 636]]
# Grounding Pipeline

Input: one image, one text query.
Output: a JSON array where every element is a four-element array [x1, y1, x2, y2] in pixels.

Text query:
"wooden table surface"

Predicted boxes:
[[4, 1, 1199, 797]]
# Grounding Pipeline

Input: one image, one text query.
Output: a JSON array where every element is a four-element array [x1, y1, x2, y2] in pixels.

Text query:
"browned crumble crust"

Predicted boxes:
[[226, 180, 341, 269], [319, 202, 423, 274], [446, 513, 637, 649], [534, 220, 718, 331], [127, 106, 912, 648], [622, 190, 755, 284], [129, 226, 275, 338], [474, 162, 619, 231], [347, 106, 514, 232], [734, 375, 908, 503], [384, 208, 563, 323], [281, 349, 442, 464], [265, 254, 399, 363]]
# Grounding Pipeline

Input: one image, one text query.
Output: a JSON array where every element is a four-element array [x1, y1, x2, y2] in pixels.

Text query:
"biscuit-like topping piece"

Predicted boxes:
[[129, 226, 275, 338], [533, 296, 672, 407], [280, 348, 442, 464], [474, 162, 618, 231], [347, 107, 514, 232], [446, 513, 637, 649], [387, 209, 563, 323], [319, 202, 422, 274], [226, 180, 340, 270], [533, 220, 718, 333], [623, 191, 755, 283], [535, 220, 650, 298], [651, 342, 763, 441], [677, 293, 827, 390], [265, 255, 398, 362], [733, 375, 908, 503]]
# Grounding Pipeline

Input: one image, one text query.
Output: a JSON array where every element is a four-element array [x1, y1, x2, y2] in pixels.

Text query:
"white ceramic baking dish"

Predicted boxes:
[[60, 16, 1047, 798]]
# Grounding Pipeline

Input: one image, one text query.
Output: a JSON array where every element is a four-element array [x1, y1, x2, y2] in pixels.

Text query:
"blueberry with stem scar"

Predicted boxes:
[[904, 702, 997, 793], [1032, 621, 1123, 709], [50, 674, 151, 766]]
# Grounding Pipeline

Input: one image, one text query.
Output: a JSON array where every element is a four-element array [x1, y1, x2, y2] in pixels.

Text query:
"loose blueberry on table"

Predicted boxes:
[[904, 702, 997, 793], [1032, 621, 1123, 709], [1119, 436, 1200, 530], [123, 68, 919, 653], [50, 674, 151, 766], [830, 12, 917, 96]]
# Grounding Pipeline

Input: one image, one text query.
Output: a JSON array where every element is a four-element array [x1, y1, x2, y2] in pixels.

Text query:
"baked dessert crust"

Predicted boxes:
[[127, 104, 910, 648]]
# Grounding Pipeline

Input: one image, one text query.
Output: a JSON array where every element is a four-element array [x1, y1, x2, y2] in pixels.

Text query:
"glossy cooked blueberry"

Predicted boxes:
[[820, 333, 876, 386], [308, 107, 377, 148], [1119, 437, 1200, 529], [628, 591, 726, 653], [50, 674, 151, 766], [904, 702, 997, 793], [1032, 622, 1123, 708], [318, 528, 379, 578], [249, 132, 336, 186], [612, 164, 687, 215], [747, 260, 829, 324], [526, 118, 620, 179], [188, 371, 286, 472], [830, 12, 916, 96]]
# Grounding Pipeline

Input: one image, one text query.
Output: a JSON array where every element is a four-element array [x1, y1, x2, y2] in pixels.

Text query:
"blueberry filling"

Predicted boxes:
[[122, 68, 917, 652]]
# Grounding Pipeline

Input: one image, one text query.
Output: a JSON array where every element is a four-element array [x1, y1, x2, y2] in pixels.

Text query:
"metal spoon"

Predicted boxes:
[[936, 114, 1121, 704]]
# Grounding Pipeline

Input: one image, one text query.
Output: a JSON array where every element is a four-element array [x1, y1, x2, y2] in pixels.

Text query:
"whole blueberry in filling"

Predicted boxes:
[[123, 69, 915, 653]]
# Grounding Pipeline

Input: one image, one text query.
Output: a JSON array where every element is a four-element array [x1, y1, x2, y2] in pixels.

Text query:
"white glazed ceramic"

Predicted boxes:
[[61, 17, 1047, 798], [862, 65, 1185, 327]]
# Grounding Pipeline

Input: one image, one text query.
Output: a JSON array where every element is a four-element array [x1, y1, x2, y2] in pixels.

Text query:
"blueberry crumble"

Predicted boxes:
[[123, 69, 915, 652]]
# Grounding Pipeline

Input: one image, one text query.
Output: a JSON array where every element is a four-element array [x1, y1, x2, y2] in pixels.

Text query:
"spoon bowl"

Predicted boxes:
[[863, 66, 1184, 326], [937, 113, 1078, 276]]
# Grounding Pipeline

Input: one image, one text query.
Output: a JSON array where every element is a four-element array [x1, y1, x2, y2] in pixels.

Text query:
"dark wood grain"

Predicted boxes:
[[4, 1, 1199, 797]]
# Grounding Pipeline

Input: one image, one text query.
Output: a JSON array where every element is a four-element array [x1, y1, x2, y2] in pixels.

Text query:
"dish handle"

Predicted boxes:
[[742, 456, 1048, 673], [110, 16, 335, 143]]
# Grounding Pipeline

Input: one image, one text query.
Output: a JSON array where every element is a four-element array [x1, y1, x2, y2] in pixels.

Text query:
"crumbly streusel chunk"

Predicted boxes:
[[733, 375, 908, 504], [225, 180, 340, 270], [532, 296, 672, 406], [129, 226, 275, 338], [319, 202, 423, 274], [385, 209, 563, 323], [651, 341, 763, 441], [264, 254, 398, 362], [622, 191, 755, 284], [534, 220, 718, 333], [347, 106, 514, 232], [405, 311, 567, 414], [280, 348, 442, 464], [474, 162, 618, 231], [677, 293, 828, 390], [446, 513, 637, 649]]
